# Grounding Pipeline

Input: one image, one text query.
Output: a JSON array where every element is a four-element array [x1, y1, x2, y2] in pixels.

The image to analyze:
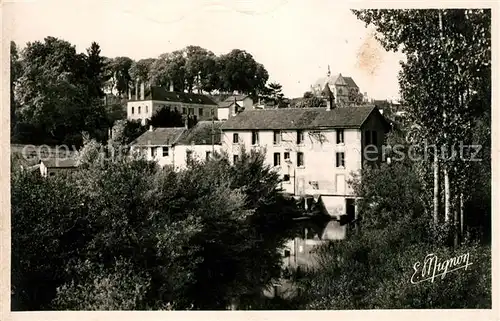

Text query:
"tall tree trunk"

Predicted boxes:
[[453, 191, 459, 246], [460, 192, 464, 242], [444, 165, 451, 223], [433, 155, 440, 224]]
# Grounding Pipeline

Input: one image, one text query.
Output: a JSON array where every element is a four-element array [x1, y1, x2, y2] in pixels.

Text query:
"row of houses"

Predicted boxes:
[[32, 72, 391, 275], [125, 68, 364, 125]]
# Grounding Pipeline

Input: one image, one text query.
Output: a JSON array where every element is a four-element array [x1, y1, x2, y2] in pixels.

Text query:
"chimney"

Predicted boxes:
[[169, 82, 174, 92], [149, 125, 153, 132], [326, 98, 332, 111], [140, 82, 145, 100], [184, 116, 189, 129]]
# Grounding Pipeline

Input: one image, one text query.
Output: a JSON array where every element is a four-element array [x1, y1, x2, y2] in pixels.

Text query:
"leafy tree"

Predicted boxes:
[[108, 56, 134, 97], [150, 51, 187, 91], [10, 41, 22, 138], [303, 91, 314, 99], [352, 9, 491, 242], [12, 140, 303, 310], [295, 158, 491, 309], [109, 119, 147, 146], [11, 169, 85, 310], [263, 82, 285, 107], [148, 107, 184, 128], [129, 58, 156, 83], [218, 49, 269, 95], [348, 87, 363, 105], [14, 37, 109, 146], [184, 46, 217, 93], [85, 42, 109, 99]]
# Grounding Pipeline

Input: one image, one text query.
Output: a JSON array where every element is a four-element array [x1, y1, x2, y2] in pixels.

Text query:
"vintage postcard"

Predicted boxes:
[[0, 0, 497, 320]]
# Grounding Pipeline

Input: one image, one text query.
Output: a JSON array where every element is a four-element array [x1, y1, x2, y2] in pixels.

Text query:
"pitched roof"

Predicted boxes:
[[223, 95, 248, 102], [177, 121, 224, 145], [343, 77, 359, 89], [313, 74, 355, 91], [145, 87, 217, 105], [321, 83, 334, 99], [220, 106, 381, 130], [132, 127, 186, 146], [40, 157, 78, 168]]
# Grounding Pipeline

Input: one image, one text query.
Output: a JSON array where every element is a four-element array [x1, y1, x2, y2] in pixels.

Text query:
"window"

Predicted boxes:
[[297, 152, 304, 167], [273, 130, 281, 144], [252, 130, 259, 145], [199, 108, 203, 117], [131, 106, 135, 114], [138, 106, 141, 114], [364, 130, 378, 145], [211, 109, 215, 116], [233, 154, 239, 163], [49, 172, 55, 177], [284, 152, 290, 160], [297, 130, 304, 144], [336, 129, 344, 144], [233, 133, 239, 144], [151, 147, 156, 158], [162, 147, 169, 157], [206, 151, 211, 160], [336, 152, 345, 168], [189, 108, 194, 115], [182, 107, 187, 114], [283, 174, 290, 182], [146, 105, 148, 113], [186, 150, 193, 163], [274, 153, 281, 166]]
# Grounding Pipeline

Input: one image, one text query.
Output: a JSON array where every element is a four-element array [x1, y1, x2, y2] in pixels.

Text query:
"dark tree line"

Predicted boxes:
[[10, 38, 275, 146]]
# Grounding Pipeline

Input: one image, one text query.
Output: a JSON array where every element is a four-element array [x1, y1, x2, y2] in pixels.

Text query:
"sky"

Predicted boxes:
[[5, 0, 406, 100]]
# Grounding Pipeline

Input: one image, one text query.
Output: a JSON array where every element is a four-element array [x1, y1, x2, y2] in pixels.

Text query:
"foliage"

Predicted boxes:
[[148, 107, 184, 129], [13, 37, 110, 146], [296, 159, 490, 309], [129, 58, 156, 83], [352, 9, 491, 236], [293, 93, 326, 108], [11, 141, 302, 310], [109, 119, 147, 146], [11, 170, 84, 310], [260, 82, 285, 107], [108, 56, 134, 96], [217, 49, 269, 95]]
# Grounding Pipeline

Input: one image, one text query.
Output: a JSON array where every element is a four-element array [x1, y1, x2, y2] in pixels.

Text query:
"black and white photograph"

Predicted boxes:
[[1, 0, 496, 319]]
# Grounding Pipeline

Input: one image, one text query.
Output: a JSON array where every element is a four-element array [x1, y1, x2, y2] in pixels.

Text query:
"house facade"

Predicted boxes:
[[130, 121, 224, 169], [127, 86, 218, 125], [220, 106, 390, 221], [217, 95, 254, 120]]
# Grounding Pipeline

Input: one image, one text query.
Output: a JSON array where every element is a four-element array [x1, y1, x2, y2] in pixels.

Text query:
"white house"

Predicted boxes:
[[217, 95, 254, 121], [127, 85, 218, 125], [220, 104, 390, 228], [130, 121, 224, 169]]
